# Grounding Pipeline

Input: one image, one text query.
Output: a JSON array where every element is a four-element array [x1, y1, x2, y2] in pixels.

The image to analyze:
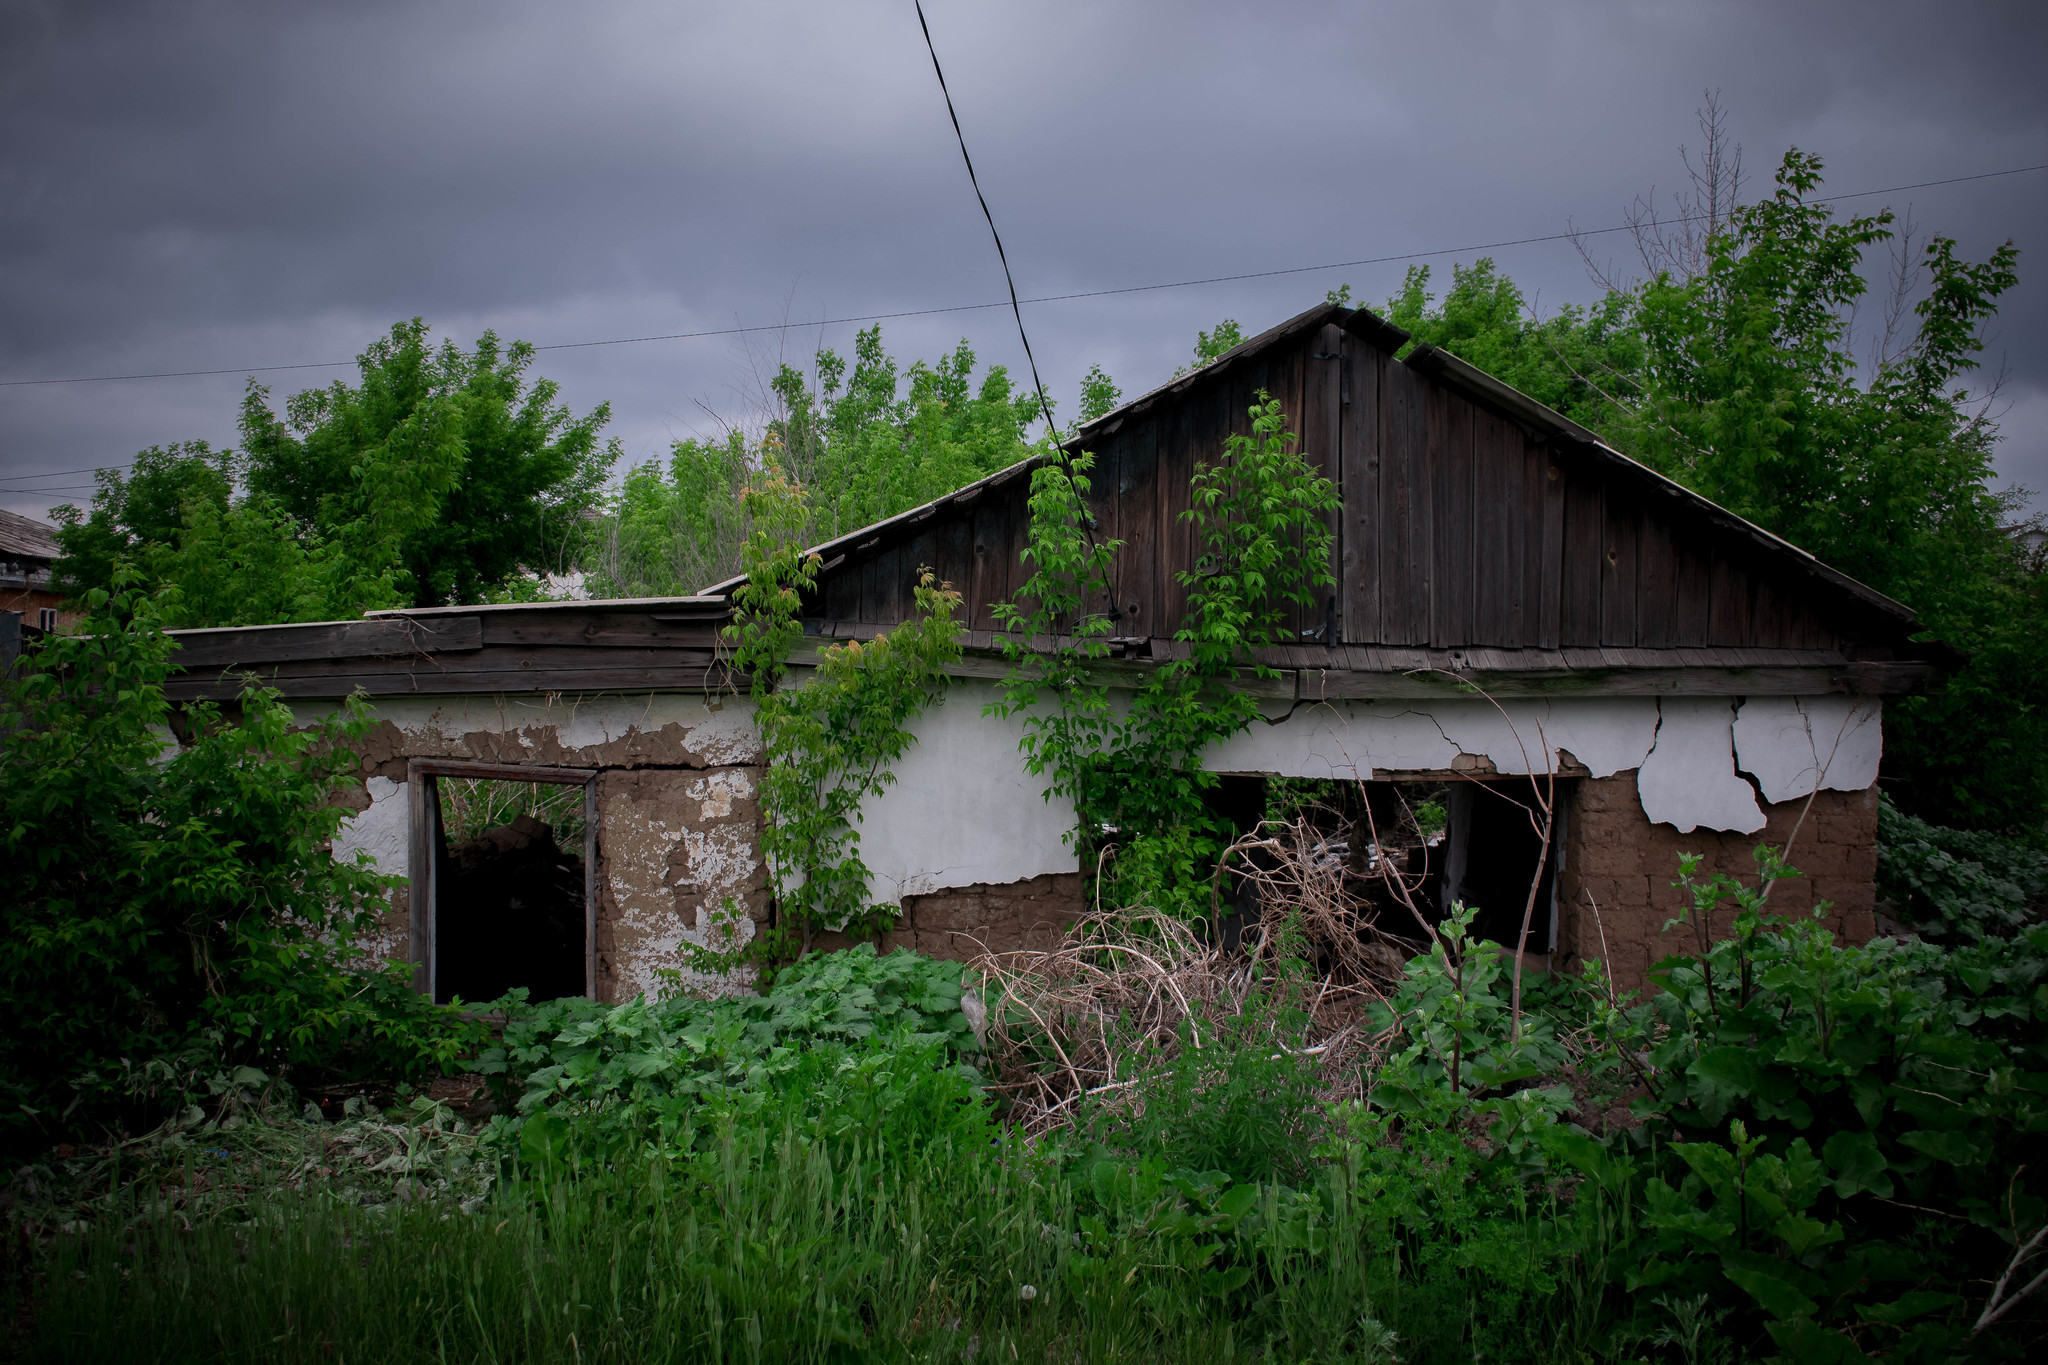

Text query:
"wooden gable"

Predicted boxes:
[[742, 302, 1941, 696]]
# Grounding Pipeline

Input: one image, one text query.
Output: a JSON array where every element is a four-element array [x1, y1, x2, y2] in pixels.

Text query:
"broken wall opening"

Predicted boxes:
[[407, 760, 597, 1005], [1228, 774, 1566, 954]]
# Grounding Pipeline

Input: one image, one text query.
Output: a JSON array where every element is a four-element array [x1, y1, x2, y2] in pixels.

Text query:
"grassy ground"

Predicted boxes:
[[5, 1096, 1611, 1365]]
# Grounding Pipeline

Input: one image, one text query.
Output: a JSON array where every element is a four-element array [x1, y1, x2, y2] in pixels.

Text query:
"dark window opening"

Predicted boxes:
[[1441, 780, 1565, 955], [408, 761, 597, 1005], [1226, 774, 1564, 955]]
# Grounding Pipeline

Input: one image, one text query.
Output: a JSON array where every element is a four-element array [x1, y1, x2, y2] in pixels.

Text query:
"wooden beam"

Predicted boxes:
[[171, 615, 482, 667]]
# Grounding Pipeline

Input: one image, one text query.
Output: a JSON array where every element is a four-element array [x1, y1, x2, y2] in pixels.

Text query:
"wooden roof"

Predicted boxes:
[[0, 508, 60, 563], [162, 302, 1949, 702]]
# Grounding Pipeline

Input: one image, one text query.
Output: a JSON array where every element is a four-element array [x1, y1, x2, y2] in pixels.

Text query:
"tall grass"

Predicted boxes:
[[14, 1112, 1644, 1364]]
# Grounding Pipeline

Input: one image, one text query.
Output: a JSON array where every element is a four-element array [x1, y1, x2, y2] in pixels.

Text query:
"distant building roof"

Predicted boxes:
[[0, 509, 61, 564]]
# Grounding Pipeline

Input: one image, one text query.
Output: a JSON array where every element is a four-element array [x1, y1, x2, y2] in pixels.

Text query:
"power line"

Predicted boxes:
[[0, 159, 2040, 399], [913, 3, 1060, 441]]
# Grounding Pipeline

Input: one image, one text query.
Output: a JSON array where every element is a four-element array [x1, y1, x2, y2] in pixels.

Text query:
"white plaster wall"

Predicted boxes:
[[1202, 697, 1660, 782], [333, 775, 410, 877], [852, 676, 1080, 902], [1637, 698, 1766, 834], [1201, 692, 1879, 836], [1733, 697, 1882, 803]]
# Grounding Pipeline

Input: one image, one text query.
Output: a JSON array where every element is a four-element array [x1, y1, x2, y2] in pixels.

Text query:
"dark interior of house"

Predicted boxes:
[[433, 811, 586, 1005]]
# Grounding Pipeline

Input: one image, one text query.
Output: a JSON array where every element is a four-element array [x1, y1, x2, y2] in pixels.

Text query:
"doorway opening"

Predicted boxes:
[[407, 759, 597, 1005]]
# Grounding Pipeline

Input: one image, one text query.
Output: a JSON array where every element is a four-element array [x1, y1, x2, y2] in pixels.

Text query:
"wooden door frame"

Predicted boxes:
[[407, 758, 600, 1001]]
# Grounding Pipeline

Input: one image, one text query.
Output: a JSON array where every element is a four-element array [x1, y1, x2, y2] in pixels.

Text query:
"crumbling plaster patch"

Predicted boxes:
[[598, 766, 765, 1002], [1637, 698, 1767, 834], [296, 692, 763, 775], [1202, 697, 1662, 782], [850, 677, 1080, 902], [1203, 693, 1878, 836], [1732, 696, 1882, 803], [333, 775, 410, 878]]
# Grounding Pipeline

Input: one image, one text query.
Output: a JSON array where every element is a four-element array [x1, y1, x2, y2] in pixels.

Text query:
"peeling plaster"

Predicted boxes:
[[1733, 697, 1883, 803], [600, 767, 762, 1001], [333, 776, 409, 877], [301, 692, 763, 770], [1202, 697, 1660, 782], [1638, 698, 1766, 834], [854, 677, 1080, 903]]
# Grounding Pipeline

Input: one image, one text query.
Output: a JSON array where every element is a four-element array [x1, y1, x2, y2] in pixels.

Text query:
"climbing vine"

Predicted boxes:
[[725, 476, 963, 964], [993, 394, 1338, 914]]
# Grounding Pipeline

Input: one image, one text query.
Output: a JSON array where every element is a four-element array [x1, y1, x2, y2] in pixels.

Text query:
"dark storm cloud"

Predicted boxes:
[[3, 0, 2043, 517]]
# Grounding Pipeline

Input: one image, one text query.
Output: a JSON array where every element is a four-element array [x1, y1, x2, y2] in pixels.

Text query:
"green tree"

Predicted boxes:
[[241, 320, 617, 606], [1614, 151, 2028, 826], [50, 441, 236, 600], [54, 321, 618, 623], [1380, 259, 1644, 433], [585, 328, 1100, 598]]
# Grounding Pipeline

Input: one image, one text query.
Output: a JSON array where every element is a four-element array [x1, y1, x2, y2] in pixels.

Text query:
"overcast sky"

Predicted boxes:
[[2, 0, 2043, 524]]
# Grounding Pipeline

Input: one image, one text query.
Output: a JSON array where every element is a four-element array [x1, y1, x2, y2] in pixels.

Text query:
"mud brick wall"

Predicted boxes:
[[1555, 770, 1878, 995], [813, 872, 1087, 961]]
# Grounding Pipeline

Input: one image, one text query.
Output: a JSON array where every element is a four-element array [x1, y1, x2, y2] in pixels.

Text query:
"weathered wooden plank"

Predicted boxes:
[[1560, 466, 1604, 646], [166, 662, 734, 700], [1381, 359, 1432, 645], [1674, 534, 1712, 648], [1535, 444, 1566, 649], [1476, 407, 1528, 646], [897, 528, 941, 618], [1708, 551, 1752, 647], [1431, 388, 1476, 647], [1636, 509, 1678, 648], [171, 615, 482, 668], [933, 505, 976, 610], [1340, 339, 1383, 642], [1751, 575, 1793, 648], [1599, 487, 1639, 646], [410, 758, 599, 782], [1299, 324, 1344, 643], [1113, 418, 1162, 639], [478, 615, 725, 650], [970, 491, 1017, 633]]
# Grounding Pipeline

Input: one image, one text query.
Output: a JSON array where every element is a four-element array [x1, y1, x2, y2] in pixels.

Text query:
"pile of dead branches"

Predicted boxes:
[[967, 816, 1415, 1138]]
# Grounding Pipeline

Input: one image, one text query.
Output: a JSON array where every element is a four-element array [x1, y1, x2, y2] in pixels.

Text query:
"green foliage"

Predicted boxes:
[[772, 327, 1045, 544], [1879, 798, 2048, 940], [725, 478, 964, 959], [1076, 1000, 1326, 1187], [1368, 903, 1569, 1104], [583, 428, 755, 598], [996, 392, 1338, 913], [54, 320, 615, 624], [988, 451, 1124, 838], [1383, 149, 2036, 830], [1545, 848, 2048, 1359], [0, 581, 484, 1146], [1380, 257, 1645, 433], [482, 945, 982, 1166], [1181, 317, 1247, 374]]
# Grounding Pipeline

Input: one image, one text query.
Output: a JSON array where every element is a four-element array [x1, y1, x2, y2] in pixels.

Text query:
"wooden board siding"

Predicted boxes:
[[756, 305, 1897, 668], [1339, 338, 1383, 644]]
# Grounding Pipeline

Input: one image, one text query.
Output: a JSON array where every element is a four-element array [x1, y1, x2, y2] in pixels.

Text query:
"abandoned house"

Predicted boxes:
[[160, 301, 1950, 1000]]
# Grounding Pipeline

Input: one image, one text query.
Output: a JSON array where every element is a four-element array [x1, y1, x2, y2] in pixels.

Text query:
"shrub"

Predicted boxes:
[[0, 582, 481, 1146], [1878, 798, 2048, 940]]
